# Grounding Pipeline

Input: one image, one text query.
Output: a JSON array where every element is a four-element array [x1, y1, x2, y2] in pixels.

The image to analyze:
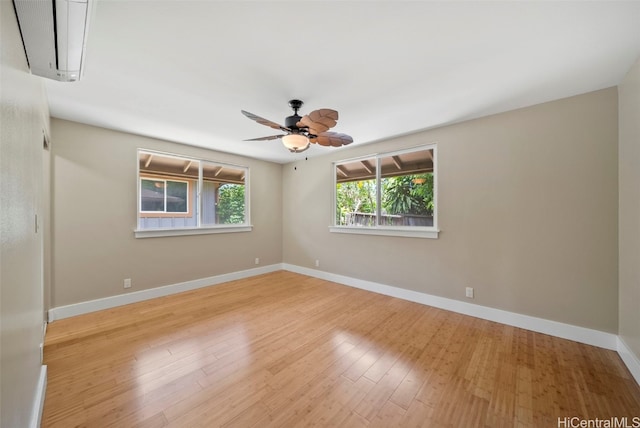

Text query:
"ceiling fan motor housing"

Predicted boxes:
[[285, 114, 303, 131]]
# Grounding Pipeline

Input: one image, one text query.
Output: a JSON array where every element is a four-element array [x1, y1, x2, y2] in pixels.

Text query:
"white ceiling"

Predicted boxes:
[[44, 1, 640, 164]]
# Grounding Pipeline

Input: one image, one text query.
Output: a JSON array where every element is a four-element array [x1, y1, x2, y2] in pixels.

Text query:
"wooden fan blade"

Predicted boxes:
[[309, 135, 331, 146], [241, 110, 289, 132], [310, 109, 338, 123], [309, 132, 353, 147], [297, 116, 328, 134], [244, 134, 286, 141], [297, 109, 339, 134]]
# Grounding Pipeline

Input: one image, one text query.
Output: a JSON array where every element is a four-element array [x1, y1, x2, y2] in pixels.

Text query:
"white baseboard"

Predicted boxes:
[[48, 264, 282, 321], [617, 337, 640, 386], [30, 365, 47, 428], [282, 264, 618, 351]]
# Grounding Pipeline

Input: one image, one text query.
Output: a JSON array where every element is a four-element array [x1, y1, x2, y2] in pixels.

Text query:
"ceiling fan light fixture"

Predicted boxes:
[[282, 134, 310, 152]]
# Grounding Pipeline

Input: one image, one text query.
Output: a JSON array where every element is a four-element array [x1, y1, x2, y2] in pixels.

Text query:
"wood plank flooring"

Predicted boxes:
[[42, 271, 640, 427]]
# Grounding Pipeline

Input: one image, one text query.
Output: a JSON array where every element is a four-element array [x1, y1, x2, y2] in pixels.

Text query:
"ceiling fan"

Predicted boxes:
[[241, 99, 354, 153]]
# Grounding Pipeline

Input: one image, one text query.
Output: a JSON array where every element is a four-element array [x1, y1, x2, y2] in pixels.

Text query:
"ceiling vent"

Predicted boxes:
[[13, 0, 94, 82]]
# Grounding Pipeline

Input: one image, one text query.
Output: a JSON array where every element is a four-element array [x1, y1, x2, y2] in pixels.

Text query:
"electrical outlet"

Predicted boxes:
[[315, 259, 320, 267], [465, 287, 474, 298], [255, 258, 260, 265], [124, 278, 132, 289]]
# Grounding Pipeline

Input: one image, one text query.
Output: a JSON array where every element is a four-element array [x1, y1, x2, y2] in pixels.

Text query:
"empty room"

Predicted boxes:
[[2, 1, 640, 427]]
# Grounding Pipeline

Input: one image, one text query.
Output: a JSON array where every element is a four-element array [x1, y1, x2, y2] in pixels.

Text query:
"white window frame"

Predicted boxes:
[[330, 144, 439, 239], [134, 149, 252, 238]]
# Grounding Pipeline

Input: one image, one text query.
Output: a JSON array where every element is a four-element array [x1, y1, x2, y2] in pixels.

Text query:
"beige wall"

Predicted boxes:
[[283, 88, 619, 333], [50, 119, 282, 307], [1, 0, 49, 425], [619, 57, 640, 358]]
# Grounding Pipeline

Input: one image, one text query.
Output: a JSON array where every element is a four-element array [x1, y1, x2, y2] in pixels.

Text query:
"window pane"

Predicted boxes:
[[138, 152, 196, 230], [141, 179, 165, 212], [380, 148, 434, 227], [201, 162, 246, 226], [335, 157, 377, 226], [166, 181, 188, 213]]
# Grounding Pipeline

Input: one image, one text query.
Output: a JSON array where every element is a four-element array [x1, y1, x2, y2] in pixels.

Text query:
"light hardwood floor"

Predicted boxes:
[[42, 271, 640, 427]]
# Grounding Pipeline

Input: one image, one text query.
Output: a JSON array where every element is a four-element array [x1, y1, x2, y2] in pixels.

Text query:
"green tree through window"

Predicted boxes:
[[382, 173, 434, 216], [336, 179, 377, 225], [217, 184, 245, 224]]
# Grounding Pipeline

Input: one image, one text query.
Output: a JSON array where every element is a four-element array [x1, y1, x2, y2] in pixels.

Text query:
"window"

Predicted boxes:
[[332, 145, 438, 238], [135, 150, 250, 238], [140, 178, 189, 214]]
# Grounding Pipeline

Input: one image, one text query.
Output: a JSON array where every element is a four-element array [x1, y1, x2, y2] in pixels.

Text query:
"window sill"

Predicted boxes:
[[134, 225, 252, 238], [329, 226, 439, 239]]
